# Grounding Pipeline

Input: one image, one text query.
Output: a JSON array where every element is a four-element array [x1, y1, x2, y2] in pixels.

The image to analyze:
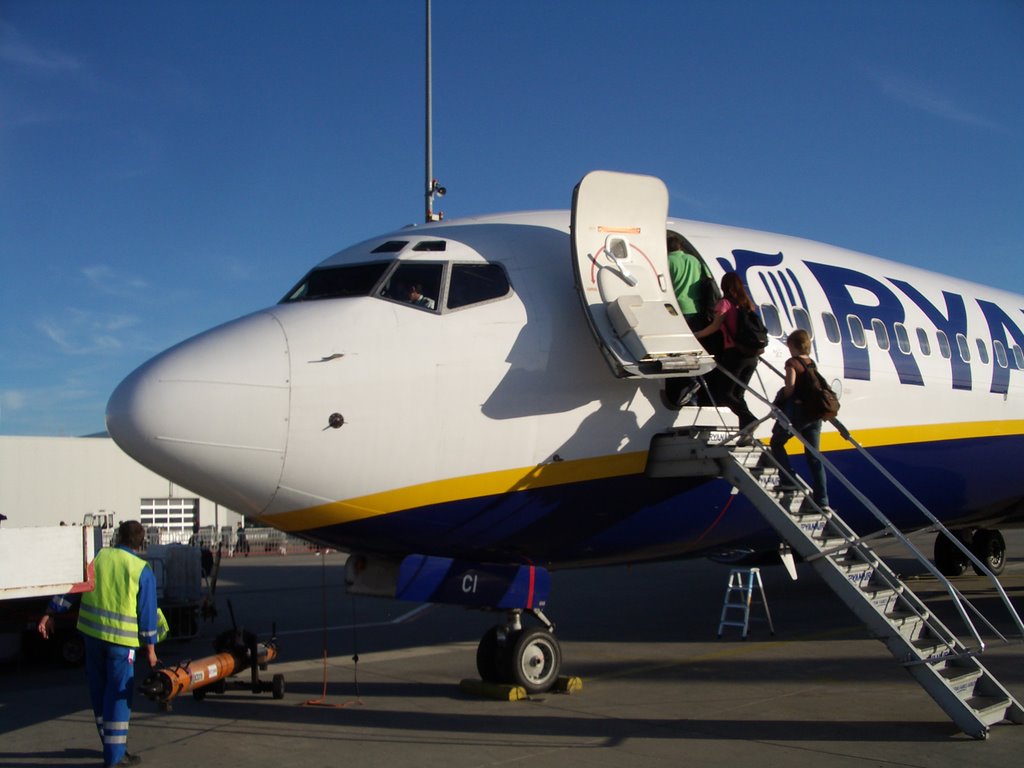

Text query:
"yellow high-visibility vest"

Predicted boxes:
[[78, 548, 149, 648]]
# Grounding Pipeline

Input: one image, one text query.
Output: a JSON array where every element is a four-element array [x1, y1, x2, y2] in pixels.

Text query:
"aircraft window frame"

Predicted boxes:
[[412, 240, 447, 252], [371, 240, 409, 253], [871, 319, 890, 351], [976, 338, 990, 366], [916, 327, 931, 356], [821, 312, 841, 344], [936, 330, 951, 359], [1013, 344, 1024, 370], [760, 304, 783, 337], [993, 340, 1008, 369], [377, 261, 446, 313], [446, 263, 513, 311], [847, 315, 867, 349], [792, 307, 813, 337], [280, 261, 392, 303], [893, 323, 911, 355], [956, 333, 971, 362]]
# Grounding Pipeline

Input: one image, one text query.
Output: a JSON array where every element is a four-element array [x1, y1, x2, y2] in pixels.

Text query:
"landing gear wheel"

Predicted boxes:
[[506, 627, 561, 694], [272, 673, 286, 699], [476, 626, 504, 683], [971, 529, 1006, 576], [934, 531, 970, 577]]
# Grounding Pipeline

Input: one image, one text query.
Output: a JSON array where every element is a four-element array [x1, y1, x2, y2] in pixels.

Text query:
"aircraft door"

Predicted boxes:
[[571, 170, 716, 379]]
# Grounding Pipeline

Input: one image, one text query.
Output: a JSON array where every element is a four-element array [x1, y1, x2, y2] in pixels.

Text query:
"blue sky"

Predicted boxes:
[[1, 0, 1022, 436]]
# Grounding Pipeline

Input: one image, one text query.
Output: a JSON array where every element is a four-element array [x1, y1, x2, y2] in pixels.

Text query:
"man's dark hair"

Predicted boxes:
[[116, 520, 147, 550]]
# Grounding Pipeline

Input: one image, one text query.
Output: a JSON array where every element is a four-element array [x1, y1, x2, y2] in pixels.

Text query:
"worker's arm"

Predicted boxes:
[[137, 564, 160, 665], [37, 593, 76, 639]]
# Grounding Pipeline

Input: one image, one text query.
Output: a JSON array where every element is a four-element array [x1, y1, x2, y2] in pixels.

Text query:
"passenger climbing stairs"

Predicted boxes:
[[647, 425, 1024, 739]]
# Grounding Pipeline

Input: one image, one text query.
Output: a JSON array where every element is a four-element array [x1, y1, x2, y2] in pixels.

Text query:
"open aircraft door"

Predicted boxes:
[[571, 170, 716, 379]]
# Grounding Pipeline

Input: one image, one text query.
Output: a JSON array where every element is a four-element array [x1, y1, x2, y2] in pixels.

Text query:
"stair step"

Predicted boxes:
[[912, 637, 956, 661], [886, 611, 926, 639], [967, 696, 1013, 726], [936, 663, 983, 697]]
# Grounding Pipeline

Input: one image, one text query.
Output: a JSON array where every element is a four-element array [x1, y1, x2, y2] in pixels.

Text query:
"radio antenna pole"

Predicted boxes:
[[425, 0, 443, 222]]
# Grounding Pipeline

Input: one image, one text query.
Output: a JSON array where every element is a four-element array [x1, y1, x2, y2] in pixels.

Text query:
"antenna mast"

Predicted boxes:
[[425, 0, 444, 221]]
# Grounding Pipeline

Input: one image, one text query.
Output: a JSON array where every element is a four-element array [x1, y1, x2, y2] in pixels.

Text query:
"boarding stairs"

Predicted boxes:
[[647, 367, 1024, 738]]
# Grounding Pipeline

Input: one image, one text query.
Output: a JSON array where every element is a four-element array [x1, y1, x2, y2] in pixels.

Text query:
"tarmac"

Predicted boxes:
[[2, 531, 1024, 768]]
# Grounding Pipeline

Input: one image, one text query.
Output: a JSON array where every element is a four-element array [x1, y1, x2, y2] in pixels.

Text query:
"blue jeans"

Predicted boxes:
[[770, 406, 828, 506]]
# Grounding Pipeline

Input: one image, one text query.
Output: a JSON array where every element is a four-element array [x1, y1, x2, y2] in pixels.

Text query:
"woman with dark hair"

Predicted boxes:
[[695, 272, 759, 436]]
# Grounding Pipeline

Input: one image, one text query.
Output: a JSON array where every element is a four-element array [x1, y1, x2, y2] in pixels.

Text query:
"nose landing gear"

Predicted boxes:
[[476, 608, 562, 694]]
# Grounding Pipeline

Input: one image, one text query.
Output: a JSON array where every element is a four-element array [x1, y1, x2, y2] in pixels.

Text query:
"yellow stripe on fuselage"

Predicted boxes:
[[259, 419, 1024, 532]]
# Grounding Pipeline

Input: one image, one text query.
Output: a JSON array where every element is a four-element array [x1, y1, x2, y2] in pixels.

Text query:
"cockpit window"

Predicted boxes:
[[412, 240, 447, 252], [281, 262, 390, 302], [378, 262, 444, 311], [447, 264, 511, 309], [371, 241, 408, 253]]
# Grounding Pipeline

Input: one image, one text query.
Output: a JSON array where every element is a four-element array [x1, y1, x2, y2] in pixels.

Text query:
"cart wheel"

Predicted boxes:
[[272, 674, 285, 699], [192, 687, 207, 701]]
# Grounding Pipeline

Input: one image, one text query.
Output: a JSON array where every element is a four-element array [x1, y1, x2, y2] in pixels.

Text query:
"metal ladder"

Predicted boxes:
[[717, 567, 774, 638], [647, 424, 1024, 739]]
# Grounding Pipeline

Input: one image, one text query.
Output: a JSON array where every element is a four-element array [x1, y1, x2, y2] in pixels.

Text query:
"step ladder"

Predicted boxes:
[[718, 567, 774, 638], [647, 426, 1024, 739]]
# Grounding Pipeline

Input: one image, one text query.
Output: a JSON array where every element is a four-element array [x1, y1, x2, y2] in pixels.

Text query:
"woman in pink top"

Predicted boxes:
[[695, 272, 759, 435]]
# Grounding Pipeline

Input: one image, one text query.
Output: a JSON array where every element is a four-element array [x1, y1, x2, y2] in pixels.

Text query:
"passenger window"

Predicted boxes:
[[847, 315, 866, 348], [936, 330, 951, 359], [447, 264, 511, 309], [760, 305, 782, 337], [994, 340, 1008, 369], [976, 339, 990, 365], [1014, 345, 1024, 370], [893, 323, 911, 354], [378, 262, 444, 312], [916, 327, 931, 355], [821, 312, 841, 343], [793, 307, 813, 336], [956, 333, 971, 362], [872, 319, 890, 351]]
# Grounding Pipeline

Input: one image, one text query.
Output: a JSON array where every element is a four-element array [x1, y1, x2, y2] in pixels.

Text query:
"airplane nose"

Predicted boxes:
[[106, 311, 290, 516]]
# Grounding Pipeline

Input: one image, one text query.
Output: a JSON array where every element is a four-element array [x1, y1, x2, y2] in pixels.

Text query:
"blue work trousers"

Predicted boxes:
[[83, 635, 137, 767]]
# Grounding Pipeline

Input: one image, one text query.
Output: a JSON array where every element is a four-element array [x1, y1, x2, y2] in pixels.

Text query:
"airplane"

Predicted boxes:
[[106, 170, 1024, 695]]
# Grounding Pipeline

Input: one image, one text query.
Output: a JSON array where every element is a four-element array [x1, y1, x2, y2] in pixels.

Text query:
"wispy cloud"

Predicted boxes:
[[867, 67, 1001, 131], [81, 265, 151, 297], [36, 309, 141, 355], [0, 21, 82, 75]]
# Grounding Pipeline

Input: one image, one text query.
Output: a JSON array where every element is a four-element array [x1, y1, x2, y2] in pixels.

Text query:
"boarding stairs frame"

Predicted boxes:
[[647, 362, 1024, 739]]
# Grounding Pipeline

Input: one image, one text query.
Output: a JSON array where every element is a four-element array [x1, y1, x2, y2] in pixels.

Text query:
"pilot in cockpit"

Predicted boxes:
[[406, 282, 436, 310]]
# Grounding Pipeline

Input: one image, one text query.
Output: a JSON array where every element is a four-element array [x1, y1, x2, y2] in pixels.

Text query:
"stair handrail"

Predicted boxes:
[[712, 358, 1024, 646]]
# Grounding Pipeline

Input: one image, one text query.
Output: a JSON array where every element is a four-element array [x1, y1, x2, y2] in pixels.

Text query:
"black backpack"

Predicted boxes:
[[795, 360, 840, 420], [732, 307, 768, 356]]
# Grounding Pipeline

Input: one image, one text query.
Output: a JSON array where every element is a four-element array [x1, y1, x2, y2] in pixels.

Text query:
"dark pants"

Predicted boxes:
[[711, 346, 758, 430]]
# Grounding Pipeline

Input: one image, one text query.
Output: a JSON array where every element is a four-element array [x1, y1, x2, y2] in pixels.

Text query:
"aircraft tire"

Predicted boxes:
[[272, 673, 286, 699], [934, 531, 970, 577], [506, 627, 561, 694], [476, 626, 504, 683], [970, 529, 1006, 577]]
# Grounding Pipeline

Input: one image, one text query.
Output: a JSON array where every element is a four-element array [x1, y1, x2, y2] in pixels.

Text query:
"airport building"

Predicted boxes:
[[0, 435, 244, 538]]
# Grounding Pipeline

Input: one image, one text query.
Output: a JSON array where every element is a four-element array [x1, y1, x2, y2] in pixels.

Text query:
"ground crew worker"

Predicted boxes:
[[38, 520, 165, 768]]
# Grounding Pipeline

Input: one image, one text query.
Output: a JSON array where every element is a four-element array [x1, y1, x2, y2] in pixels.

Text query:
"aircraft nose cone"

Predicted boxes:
[[106, 311, 290, 516]]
